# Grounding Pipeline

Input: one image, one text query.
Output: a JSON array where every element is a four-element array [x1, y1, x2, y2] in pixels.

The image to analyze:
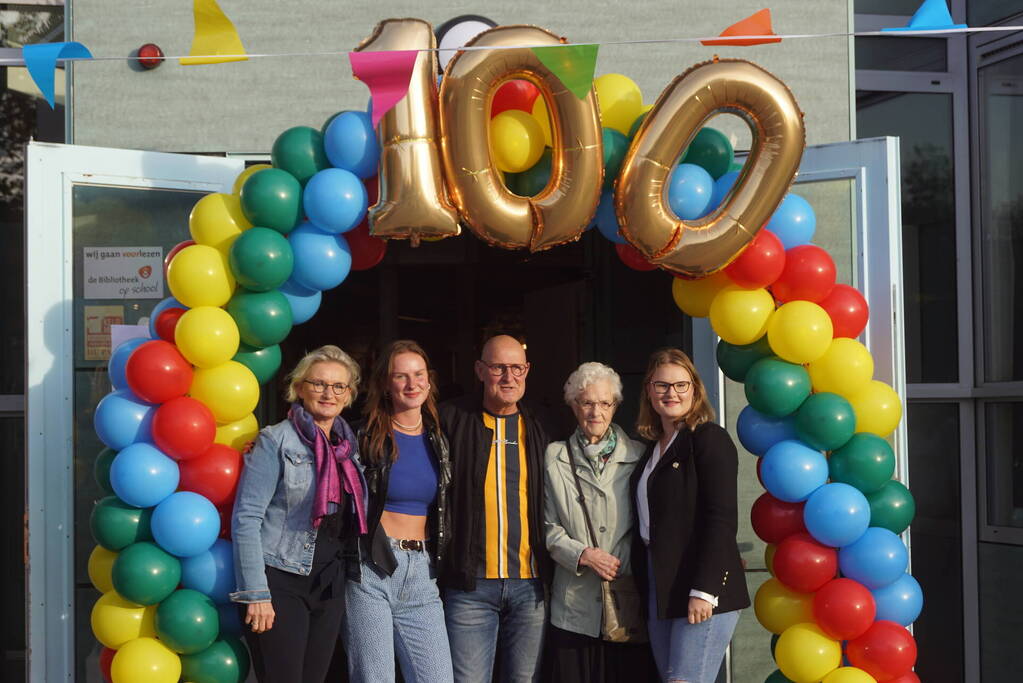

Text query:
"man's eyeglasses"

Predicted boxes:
[[649, 380, 692, 395], [575, 399, 617, 411], [479, 361, 529, 377], [303, 379, 349, 395]]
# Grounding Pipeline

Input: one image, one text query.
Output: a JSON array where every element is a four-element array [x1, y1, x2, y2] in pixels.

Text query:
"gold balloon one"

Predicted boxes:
[[357, 19, 460, 245], [189, 193, 252, 254], [440, 25, 603, 251], [753, 577, 814, 635], [214, 413, 260, 451], [616, 59, 805, 277], [88, 545, 118, 594]]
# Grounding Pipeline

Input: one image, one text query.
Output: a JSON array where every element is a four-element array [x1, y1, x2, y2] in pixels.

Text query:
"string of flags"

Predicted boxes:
[[15, 0, 1004, 111]]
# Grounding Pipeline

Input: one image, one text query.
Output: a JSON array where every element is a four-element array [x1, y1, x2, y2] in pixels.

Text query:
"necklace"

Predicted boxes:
[[391, 415, 423, 431]]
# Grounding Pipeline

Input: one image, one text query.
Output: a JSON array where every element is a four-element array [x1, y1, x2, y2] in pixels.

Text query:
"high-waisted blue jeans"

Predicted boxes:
[[343, 539, 453, 682]]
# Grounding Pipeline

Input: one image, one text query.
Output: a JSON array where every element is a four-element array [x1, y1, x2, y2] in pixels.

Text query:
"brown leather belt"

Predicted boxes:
[[396, 539, 425, 551]]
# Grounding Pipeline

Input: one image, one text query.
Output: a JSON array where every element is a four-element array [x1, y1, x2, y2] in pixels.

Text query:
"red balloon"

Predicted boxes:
[[179, 443, 242, 506], [151, 396, 216, 461], [886, 672, 920, 683], [347, 221, 388, 271], [773, 532, 838, 593], [124, 340, 193, 404], [364, 175, 379, 206], [813, 578, 877, 641], [164, 239, 195, 279], [847, 620, 917, 681], [99, 646, 115, 682], [751, 492, 807, 544], [820, 283, 869, 339], [771, 244, 836, 303], [218, 505, 233, 540], [724, 229, 785, 289], [154, 307, 186, 342], [615, 243, 658, 271], [491, 80, 541, 117]]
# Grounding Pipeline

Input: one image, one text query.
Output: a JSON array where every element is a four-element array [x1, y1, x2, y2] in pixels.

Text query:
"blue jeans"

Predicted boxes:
[[343, 540, 453, 683], [443, 579, 546, 683], [647, 561, 740, 682]]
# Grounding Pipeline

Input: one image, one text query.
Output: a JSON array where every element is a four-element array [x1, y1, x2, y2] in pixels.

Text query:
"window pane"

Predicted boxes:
[[855, 37, 947, 72], [979, 54, 1023, 382], [969, 0, 1023, 27], [855, 0, 922, 14], [856, 91, 958, 382], [0, 417, 25, 683], [979, 542, 1023, 682], [984, 401, 1023, 528]]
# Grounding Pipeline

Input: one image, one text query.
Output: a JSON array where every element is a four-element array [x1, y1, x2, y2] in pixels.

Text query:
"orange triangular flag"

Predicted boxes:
[[701, 9, 782, 47]]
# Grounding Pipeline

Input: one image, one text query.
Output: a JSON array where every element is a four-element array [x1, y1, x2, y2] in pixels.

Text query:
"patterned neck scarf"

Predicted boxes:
[[574, 426, 618, 475]]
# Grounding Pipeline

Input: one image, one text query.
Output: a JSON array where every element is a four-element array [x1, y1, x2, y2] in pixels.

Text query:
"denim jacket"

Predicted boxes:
[[229, 419, 365, 603]]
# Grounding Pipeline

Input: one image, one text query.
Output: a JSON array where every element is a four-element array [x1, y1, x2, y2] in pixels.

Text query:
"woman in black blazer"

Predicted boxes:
[[631, 348, 750, 683]]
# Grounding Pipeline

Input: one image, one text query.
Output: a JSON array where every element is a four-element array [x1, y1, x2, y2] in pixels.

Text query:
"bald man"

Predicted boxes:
[[439, 335, 552, 682]]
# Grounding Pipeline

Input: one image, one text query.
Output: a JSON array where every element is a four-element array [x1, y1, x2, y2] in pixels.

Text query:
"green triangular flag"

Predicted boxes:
[[531, 44, 599, 100]]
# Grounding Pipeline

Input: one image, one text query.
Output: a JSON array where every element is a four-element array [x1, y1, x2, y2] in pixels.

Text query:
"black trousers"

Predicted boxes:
[[543, 624, 657, 683], [242, 537, 345, 683]]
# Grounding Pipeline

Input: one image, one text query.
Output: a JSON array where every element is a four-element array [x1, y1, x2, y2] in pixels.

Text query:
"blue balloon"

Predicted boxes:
[[110, 442, 179, 508], [303, 168, 367, 234], [767, 193, 816, 249], [838, 527, 908, 589], [289, 222, 353, 291], [94, 389, 156, 451], [803, 483, 870, 548], [324, 110, 380, 179], [761, 440, 828, 503], [108, 337, 150, 390], [737, 406, 799, 456], [152, 491, 220, 558], [181, 538, 235, 604], [279, 277, 323, 325], [667, 163, 714, 219], [708, 170, 740, 212], [871, 572, 923, 626], [148, 296, 186, 339], [217, 602, 244, 638], [595, 191, 626, 244]]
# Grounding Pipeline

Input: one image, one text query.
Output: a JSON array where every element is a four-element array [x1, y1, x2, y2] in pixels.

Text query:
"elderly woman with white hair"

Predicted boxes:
[[542, 362, 655, 682]]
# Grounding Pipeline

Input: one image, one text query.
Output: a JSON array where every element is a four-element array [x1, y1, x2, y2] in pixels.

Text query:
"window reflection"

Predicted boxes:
[[984, 402, 1023, 529]]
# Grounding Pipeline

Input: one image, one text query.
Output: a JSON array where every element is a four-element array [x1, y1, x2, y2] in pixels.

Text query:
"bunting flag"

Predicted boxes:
[[22, 41, 92, 108], [882, 0, 966, 32], [531, 44, 600, 99], [702, 8, 782, 46], [349, 50, 420, 127], [180, 0, 248, 65]]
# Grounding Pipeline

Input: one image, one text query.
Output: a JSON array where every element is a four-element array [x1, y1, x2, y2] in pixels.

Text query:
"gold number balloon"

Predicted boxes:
[[440, 26, 603, 251], [357, 19, 461, 245], [616, 59, 805, 278]]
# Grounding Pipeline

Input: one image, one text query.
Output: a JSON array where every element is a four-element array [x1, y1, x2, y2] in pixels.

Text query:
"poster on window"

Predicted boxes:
[[83, 246, 164, 299]]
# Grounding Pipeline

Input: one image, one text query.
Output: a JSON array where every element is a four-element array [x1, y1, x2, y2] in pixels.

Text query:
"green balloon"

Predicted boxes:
[[829, 433, 896, 494], [94, 447, 116, 495], [111, 541, 182, 605], [270, 126, 329, 186], [744, 357, 811, 418], [507, 148, 552, 196], [728, 160, 744, 173], [794, 392, 856, 451], [770, 633, 779, 663], [867, 479, 916, 534], [228, 227, 294, 292], [716, 335, 773, 383], [232, 343, 282, 385], [239, 168, 303, 234], [602, 128, 629, 190], [227, 289, 294, 348], [156, 589, 220, 655], [681, 127, 734, 179], [628, 111, 648, 139], [765, 670, 794, 683], [181, 636, 251, 683], [90, 496, 153, 551]]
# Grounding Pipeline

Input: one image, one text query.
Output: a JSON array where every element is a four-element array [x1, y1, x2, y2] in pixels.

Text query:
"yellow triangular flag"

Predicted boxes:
[[180, 0, 247, 65]]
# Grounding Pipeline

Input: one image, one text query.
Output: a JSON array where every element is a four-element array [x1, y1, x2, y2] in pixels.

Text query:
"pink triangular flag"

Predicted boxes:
[[349, 50, 420, 127]]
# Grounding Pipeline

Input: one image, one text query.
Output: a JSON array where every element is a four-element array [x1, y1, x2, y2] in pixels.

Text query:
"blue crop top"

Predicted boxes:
[[384, 431, 440, 516]]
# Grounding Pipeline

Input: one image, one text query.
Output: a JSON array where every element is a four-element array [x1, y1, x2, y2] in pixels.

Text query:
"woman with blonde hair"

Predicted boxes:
[[632, 348, 749, 683]]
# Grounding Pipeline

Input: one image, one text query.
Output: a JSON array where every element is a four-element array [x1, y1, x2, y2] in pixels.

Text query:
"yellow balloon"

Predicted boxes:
[[232, 163, 273, 196], [215, 413, 260, 451], [189, 193, 252, 254], [88, 546, 118, 594], [847, 380, 903, 437], [490, 110, 545, 173], [594, 73, 643, 135], [671, 272, 731, 318], [823, 667, 878, 683], [531, 96, 553, 147], [90, 591, 157, 649], [190, 361, 260, 424], [753, 578, 814, 635], [167, 244, 236, 308], [764, 543, 777, 577], [174, 306, 241, 369], [776, 623, 842, 683], [111, 637, 181, 683], [767, 300, 834, 364], [808, 338, 874, 397], [709, 286, 775, 345]]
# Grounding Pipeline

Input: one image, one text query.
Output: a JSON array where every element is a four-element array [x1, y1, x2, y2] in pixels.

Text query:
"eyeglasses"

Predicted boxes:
[[479, 361, 529, 377], [303, 379, 349, 395], [649, 380, 692, 395], [575, 399, 617, 411]]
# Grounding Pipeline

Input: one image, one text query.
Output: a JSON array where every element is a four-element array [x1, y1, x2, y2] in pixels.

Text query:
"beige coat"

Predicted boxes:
[[543, 423, 645, 638]]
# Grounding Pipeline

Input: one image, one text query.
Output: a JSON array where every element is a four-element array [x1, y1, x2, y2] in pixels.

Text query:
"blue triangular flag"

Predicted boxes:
[[881, 0, 967, 32], [22, 42, 93, 108]]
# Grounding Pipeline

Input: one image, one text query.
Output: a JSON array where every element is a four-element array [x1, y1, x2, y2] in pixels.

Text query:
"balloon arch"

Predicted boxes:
[[87, 18, 919, 683]]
